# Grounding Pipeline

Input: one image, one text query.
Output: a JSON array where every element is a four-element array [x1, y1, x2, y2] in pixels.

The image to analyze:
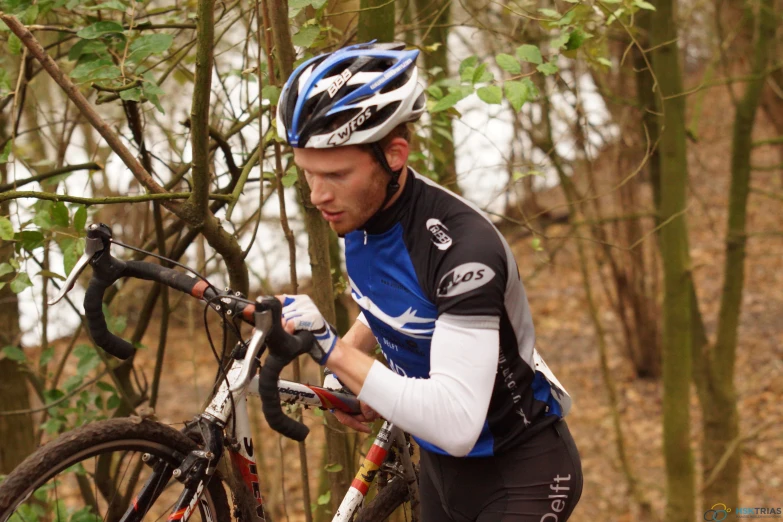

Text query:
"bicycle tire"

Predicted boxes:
[[353, 475, 410, 522], [0, 418, 231, 522]]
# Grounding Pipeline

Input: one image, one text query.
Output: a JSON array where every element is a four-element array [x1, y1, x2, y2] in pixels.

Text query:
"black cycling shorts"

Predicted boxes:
[[418, 419, 583, 521]]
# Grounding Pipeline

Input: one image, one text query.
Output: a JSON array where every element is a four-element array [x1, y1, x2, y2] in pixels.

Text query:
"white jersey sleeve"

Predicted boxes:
[[357, 317, 498, 457]]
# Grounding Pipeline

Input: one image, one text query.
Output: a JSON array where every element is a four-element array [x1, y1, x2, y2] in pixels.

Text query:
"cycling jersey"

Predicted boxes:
[[345, 169, 572, 457]]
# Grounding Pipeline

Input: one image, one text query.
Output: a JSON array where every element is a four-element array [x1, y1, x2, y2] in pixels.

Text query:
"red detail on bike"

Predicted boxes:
[[191, 280, 209, 299], [133, 496, 139, 510], [242, 303, 254, 321], [168, 507, 187, 520], [230, 450, 265, 507], [306, 386, 352, 412]]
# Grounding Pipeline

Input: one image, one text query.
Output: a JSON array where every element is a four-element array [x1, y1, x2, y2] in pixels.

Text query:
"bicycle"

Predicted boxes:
[[0, 223, 419, 522]]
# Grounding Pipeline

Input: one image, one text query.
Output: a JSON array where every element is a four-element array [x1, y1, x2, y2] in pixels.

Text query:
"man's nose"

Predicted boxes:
[[309, 176, 333, 206]]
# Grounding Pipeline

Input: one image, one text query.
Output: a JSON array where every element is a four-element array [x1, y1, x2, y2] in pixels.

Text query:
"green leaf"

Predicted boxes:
[[40, 347, 55, 366], [39, 269, 66, 281], [291, 25, 320, 48], [261, 85, 281, 106], [513, 170, 543, 180], [21, 4, 39, 24], [86, 0, 127, 10], [0, 139, 11, 163], [537, 62, 559, 76], [96, 381, 115, 393], [551, 32, 570, 50], [0, 263, 14, 278], [282, 166, 298, 188], [426, 85, 443, 98], [459, 65, 476, 83], [607, 7, 625, 24], [431, 90, 471, 113], [531, 237, 543, 251], [597, 57, 612, 68], [472, 63, 494, 84], [0, 216, 13, 240], [19, 230, 45, 251], [107, 394, 121, 409], [495, 53, 521, 74], [119, 86, 143, 101], [538, 7, 559, 18], [127, 33, 173, 63], [324, 463, 343, 473], [77, 21, 124, 40], [52, 201, 69, 228], [70, 58, 119, 82], [61, 237, 85, 275], [141, 76, 165, 113], [476, 85, 502, 104], [41, 418, 64, 434], [504, 81, 529, 112], [516, 44, 542, 65], [1, 346, 26, 362], [73, 205, 87, 232], [68, 39, 109, 61], [634, 0, 656, 9], [33, 210, 53, 230], [458, 55, 478, 77], [8, 35, 22, 55], [10, 272, 32, 294], [317, 491, 331, 506], [565, 29, 587, 51]]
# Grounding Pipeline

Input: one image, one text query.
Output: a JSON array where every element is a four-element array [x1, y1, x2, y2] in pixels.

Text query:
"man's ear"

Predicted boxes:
[[384, 137, 410, 172]]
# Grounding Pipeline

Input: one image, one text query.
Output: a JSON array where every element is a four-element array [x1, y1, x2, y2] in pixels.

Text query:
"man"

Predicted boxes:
[[273, 41, 583, 521]]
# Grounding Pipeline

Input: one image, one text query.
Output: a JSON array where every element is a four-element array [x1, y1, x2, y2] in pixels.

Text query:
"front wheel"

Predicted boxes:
[[0, 418, 231, 522]]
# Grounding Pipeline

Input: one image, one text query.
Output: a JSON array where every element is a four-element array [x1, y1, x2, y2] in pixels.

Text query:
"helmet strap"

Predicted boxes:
[[370, 142, 403, 211]]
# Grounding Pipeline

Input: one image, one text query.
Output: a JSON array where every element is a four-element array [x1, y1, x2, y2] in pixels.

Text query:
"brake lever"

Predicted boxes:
[[48, 234, 105, 305]]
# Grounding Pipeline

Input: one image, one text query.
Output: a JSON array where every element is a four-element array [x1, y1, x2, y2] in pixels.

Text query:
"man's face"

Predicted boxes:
[[293, 145, 387, 235]]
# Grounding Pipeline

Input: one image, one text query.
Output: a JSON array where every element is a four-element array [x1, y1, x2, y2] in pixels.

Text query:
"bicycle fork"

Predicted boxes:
[[119, 418, 224, 522]]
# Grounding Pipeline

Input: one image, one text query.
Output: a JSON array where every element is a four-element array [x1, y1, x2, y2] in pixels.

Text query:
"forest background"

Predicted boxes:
[[0, 0, 781, 519]]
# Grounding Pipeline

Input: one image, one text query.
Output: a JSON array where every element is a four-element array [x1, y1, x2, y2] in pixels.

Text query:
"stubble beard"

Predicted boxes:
[[331, 164, 388, 236]]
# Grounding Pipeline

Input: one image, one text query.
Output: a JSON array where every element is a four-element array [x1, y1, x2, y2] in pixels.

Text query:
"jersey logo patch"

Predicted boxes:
[[426, 218, 452, 251], [436, 262, 495, 297]]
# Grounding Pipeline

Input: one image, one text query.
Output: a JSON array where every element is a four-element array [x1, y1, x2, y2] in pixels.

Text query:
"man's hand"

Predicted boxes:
[[333, 401, 381, 434], [278, 294, 338, 364]]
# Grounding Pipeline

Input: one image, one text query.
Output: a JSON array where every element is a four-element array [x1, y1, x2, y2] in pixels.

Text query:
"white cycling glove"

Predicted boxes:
[[280, 294, 338, 364]]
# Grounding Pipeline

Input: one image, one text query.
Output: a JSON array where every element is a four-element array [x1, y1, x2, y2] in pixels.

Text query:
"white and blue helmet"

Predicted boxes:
[[276, 42, 426, 148]]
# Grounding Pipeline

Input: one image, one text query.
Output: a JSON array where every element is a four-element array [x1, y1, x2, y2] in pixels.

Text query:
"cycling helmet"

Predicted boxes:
[[276, 41, 426, 149]]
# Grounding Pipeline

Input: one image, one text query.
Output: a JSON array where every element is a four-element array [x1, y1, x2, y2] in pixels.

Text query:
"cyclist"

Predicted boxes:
[[273, 42, 583, 521]]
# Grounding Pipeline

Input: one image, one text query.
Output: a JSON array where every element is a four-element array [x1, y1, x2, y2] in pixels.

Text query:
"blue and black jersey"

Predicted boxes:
[[344, 170, 571, 457]]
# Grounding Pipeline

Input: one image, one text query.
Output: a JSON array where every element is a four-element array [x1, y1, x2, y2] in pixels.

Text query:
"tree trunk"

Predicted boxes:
[[0, 117, 36, 474], [357, 0, 395, 42], [266, 1, 354, 513], [701, 0, 776, 508], [649, 0, 696, 519], [412, 0, 460, 194]]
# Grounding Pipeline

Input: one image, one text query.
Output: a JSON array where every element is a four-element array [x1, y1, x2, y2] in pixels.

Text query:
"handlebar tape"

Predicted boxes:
[[84, 256, 202, 360], [258, 330, 317, 442]]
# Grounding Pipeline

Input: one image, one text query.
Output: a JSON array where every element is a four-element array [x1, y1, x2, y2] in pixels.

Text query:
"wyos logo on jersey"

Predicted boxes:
[[437, 262, 495, 297], [327, 107, 373, 146], [426, 218, 452, 250]]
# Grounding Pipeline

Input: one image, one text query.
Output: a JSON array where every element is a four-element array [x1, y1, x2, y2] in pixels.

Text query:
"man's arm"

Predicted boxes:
[[326, 316, 499, 456], [340, 313, 378, 355]]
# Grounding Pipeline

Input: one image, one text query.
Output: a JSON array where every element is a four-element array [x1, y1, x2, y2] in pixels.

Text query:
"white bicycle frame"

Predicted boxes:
[[197, 329, 403, 522]]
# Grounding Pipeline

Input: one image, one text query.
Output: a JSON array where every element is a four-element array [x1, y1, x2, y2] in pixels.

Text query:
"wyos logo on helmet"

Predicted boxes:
[[276, 41, 426, 149]]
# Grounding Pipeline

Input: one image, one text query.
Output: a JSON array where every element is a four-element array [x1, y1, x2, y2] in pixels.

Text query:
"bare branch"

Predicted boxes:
[[0, 162, 101, 193], [0, 190, 231, 205]]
